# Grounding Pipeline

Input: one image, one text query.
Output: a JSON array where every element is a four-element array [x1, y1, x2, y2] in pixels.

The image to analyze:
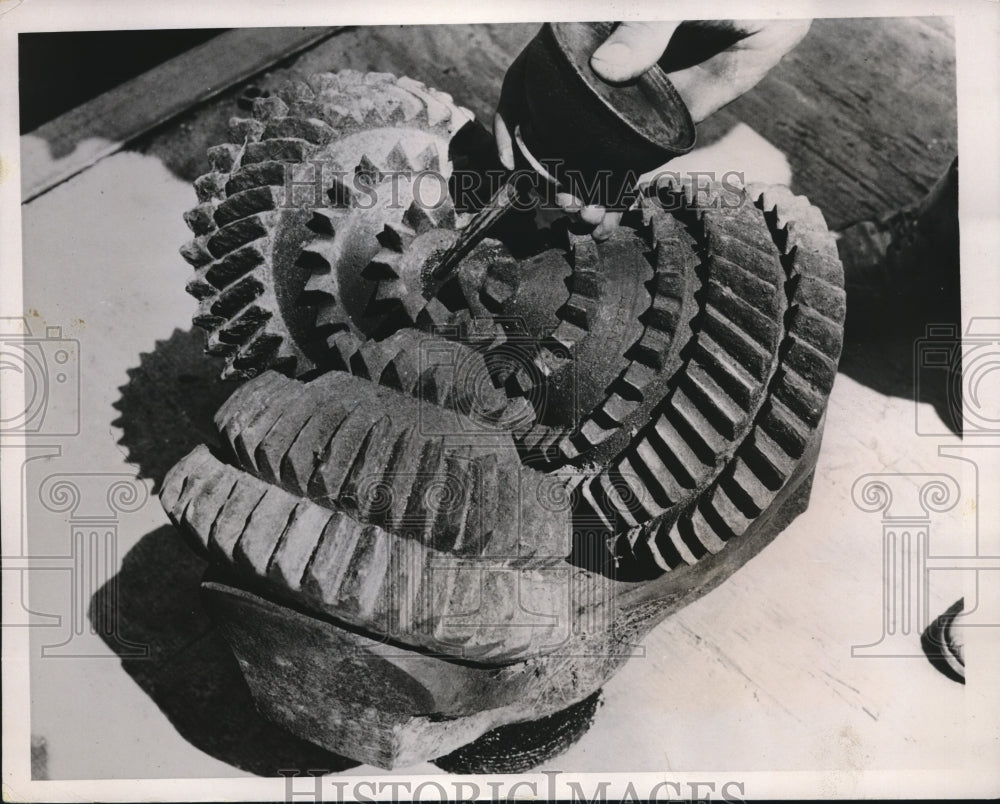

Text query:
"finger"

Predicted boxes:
[[667, 50, 779, 122], [555, 192, 584, 214], [592, 211, 623, 241], [579, 204, 606, 225], [729, 19, 812, 54], [591, 21, 681, 83], [667, 62, 745, 122], [493, 112, 516, 170], [666, 20, 811, 121], [493, 50, 529, 169]]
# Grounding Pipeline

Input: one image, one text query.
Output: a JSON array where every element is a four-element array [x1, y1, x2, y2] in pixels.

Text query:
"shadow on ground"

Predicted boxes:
[[112, 328, 238, 494], [89, 526, 361, 776], [101, 328, 358, 775], [838, 299, 963, 437]]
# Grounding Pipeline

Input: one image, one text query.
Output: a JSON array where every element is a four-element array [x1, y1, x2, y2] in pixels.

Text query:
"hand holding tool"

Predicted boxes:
[[430, 21, 697, 282]]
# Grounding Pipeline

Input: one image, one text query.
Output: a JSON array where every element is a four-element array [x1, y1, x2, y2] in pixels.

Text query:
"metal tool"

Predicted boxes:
[[430, 21, 697, 283]]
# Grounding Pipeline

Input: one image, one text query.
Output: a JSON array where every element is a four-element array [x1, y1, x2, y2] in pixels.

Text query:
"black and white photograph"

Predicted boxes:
[[1, 0, 998, 800]]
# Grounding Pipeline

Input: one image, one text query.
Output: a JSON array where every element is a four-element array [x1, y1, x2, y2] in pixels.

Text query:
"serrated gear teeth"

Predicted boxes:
[[228, 117, 266, 143], [183, 203, 217, 235], [306, 208, 339, 235], [354, 154, 385, 187], [415, 297, 453, 328], [376, 221, 416, 252], [186, 70, 476, 384], [326, 331, 362, 370], [179, 70, 845, 595], [327, 175, 355, 207], [397, 291, 431, 322], [481, 276, 516, 309], [297, 240, 336, 272], [383, 142, 416, 173], [250, 95, 289, 121], [402, 201, 437, 233], [277, 79, 316, 102], [415, 144, 441, 172], [301, 269, 333, 301], [242, 138, 312, 165], [364, 248, 402, 280], [207, 143, 243, 172], [194, 172, 227, 202]]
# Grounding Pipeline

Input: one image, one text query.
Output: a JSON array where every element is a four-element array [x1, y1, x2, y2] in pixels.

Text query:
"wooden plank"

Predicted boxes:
[[20, 26, 342, 202], [697, 17, 957, 227], [137, 23, 538, 185], [135, 20, 955, 231]]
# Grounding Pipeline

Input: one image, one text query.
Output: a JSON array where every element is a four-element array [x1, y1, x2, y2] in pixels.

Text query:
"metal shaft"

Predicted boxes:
[[429, 173, 536, 282]]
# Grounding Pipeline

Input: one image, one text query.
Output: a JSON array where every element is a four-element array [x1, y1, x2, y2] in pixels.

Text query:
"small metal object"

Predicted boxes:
[[429, 172, 535, 282]]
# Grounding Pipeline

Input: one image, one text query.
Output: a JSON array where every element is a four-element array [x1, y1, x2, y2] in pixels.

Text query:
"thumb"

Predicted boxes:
[[591, 21, 680, 83]]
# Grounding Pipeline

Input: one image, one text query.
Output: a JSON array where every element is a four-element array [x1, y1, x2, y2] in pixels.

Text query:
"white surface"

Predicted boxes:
[[14, 142, 998, 788]]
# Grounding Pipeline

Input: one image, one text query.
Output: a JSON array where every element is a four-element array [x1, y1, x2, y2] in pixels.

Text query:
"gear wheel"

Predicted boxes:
[[180, 70, 474, 379], [577, 178, 845, 576], [166, 76, 847, 765], [558, 196, 699, 462], [167, 65, 853, 775], [180, 77, 845, 581]]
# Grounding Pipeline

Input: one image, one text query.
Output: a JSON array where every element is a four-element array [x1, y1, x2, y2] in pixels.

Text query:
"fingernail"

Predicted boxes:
[[579, 205, 605, 225], [556, 193, 582, 213], [591, 42, 631, 77]]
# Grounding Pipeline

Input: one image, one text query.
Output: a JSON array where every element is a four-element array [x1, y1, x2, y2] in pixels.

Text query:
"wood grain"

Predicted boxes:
[[136, 19, 956, 231], [701, 17, 958, 226], [21, 26, 342, 202]]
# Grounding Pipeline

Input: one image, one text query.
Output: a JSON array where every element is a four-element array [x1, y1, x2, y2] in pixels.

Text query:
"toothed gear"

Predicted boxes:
[[180, 70, 474, 380], [469, 224, 659, 467], [163, 369, 570, 664], [360, 212, 498, 333], [165, 173, 845, 785], [574, 179, 845, 577], [558, 196, 699, 461], [178, 70, 845, 585], [166, 65, 853, 774]]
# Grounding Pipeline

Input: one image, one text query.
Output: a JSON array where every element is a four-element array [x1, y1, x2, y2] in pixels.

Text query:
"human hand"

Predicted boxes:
[[494, 19, 812, 239]]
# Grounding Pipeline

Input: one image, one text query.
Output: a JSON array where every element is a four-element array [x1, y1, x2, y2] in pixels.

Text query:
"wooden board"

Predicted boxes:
[[20, 26, 342, 202], [133, 19, 957, 230]]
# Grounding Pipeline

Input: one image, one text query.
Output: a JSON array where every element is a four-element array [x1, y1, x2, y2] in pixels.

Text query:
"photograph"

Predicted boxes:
[[2, 1, 998, 800]]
